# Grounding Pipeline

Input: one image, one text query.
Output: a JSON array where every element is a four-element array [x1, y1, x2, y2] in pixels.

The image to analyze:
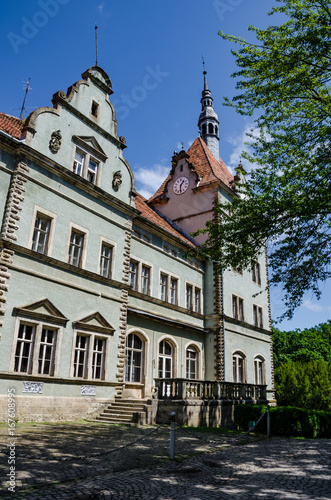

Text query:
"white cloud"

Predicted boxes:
[[302, 299, 323, 312], [225, 123, 256, 174], [134, 163, 170, 199], [98, 2, 105, 13]]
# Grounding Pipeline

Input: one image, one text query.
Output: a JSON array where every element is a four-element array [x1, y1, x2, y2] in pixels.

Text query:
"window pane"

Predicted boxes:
[[186, 285, 193, 309], [141, 266, 150, 295], [14, 324, 35, 373], [100, 244, 112, 278], [73, 151, 84, 176], [194, 288, 201, 313], [73, 335, 88, 378], [68, 231, 84, 267], [160, 274, 168, 301], [87, 160, 98, 184], [129, 261, 138, 290], [38, 328, 56, 375], [170, 278, 177, 305], [92, 338, 105, 379], [32, 215, 51, 254]]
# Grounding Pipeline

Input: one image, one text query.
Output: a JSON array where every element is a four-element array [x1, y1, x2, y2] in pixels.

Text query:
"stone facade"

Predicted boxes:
[[0, 66, 273, 423]]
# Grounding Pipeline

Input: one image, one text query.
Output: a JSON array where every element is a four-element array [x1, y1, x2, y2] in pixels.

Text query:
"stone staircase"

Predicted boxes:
[[95, 398, 150, 425]]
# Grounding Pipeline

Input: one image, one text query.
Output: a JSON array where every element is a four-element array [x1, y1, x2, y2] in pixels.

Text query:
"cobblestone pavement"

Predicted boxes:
[[0, 421, 330, 499]]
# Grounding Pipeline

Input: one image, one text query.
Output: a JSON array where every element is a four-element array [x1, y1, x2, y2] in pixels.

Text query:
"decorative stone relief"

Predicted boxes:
[[0, 160, 29, 329], [49, 130, 62, 153], [23, 382, 43, 394], [115, 219, 132, 398], [81, 385, 96, 396], [112, 170, 122, 191]]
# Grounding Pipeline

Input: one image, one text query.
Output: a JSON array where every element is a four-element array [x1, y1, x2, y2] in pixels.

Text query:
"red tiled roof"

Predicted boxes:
[[135, 192, 195, 247], [149, 137, 234, 203], [0, 113, 24, 139]]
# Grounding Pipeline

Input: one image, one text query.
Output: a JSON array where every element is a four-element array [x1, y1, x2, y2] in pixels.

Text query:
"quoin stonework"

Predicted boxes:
[[0, 66, 274, 426]]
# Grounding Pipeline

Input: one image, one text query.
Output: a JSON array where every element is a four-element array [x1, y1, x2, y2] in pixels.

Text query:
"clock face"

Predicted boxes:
[[173, 176, 189, 194]]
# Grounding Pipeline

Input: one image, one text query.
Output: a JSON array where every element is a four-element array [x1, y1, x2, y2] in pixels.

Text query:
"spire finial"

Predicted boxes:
[[95, 24, 98, 66], [202, 55, 208, 91]]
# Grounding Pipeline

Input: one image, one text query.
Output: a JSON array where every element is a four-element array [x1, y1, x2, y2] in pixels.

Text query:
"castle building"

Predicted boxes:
[[0, 66, 273, 425]]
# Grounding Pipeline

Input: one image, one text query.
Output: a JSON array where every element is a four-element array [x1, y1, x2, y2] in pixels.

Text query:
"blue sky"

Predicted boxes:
[[1, 0, 330, 331]]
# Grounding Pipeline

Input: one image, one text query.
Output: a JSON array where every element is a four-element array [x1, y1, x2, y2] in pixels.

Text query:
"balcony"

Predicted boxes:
[[154, 378, 267, 401]]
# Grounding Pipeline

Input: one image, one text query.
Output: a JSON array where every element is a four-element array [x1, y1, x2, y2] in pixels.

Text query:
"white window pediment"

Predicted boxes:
[[72, 312, 114, 335], [13, 299, 68, 326], [72, 135, 107, 162]]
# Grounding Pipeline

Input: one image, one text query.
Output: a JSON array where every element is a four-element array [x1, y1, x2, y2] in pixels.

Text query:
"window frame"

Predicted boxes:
[[185, 344, 199, 380], [67, 223, 89, 269], [252, 260, 262, 286], [254, 355, 265, 385], [185, 281, 203, 313], [11, 319, 61, 377], [99, 239, 114, 279], [72, 146, 102, 186], [125, 333, 145, 383], [232, 352, 246, 383], [253, 304, 264, 329], [232, 294, 245, 322], [29, 206, 57, 257], [71, 330, 109, 380]]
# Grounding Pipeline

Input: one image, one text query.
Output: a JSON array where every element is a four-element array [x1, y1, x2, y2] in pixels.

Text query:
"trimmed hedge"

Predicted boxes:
[[234, 404, 331, 438]]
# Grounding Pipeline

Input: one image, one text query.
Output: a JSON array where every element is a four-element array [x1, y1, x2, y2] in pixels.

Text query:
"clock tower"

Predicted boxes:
[[198, 69, 220, 160]]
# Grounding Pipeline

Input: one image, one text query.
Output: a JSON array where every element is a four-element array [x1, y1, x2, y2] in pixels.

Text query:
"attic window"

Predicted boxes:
[[91, 101, 99, 118]]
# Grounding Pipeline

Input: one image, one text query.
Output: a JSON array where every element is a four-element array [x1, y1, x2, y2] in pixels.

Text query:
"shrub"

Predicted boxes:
[[234, 404, 331, 438]]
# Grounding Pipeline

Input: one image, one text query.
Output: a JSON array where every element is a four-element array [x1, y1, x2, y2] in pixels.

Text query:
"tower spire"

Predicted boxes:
[[198, 63, 220, 160]]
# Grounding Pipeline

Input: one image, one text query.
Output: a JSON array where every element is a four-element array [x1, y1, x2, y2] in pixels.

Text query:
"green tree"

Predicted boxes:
[[196, 0, 331, 319], [275, 360, 331, 410], [273, 321, 331, 369]]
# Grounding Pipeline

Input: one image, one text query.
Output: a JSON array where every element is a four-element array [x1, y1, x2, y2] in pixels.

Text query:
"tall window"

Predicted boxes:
[[100, 243, 112, 278], [92, 338, 106, 379], [186, 285, 193, 310], [254, 356, 264, 385], [194, 288, 201, 313], [125, 334, 144, 383], [186, 345, 198, 379], [141, 265, 150, 295], [252, 261, 262, 285], [68, 230, 84, 267], [232, 295, 244, 321], [38, 328, 56, 376], [129, 261, 138, 291], [32, 215, 51, 254], [160, 273, 168, 301], [233, 353, 245, 383], [14, 324, 35, 373], [158, 340, 173, 378], [170, 278, 178, 305], [14, 322, 58, 376], [253, 305, 263, 329], [73, 335, 89, 378]]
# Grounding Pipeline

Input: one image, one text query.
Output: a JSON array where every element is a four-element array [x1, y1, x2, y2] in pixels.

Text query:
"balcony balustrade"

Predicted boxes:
[[154, 378, 267, 401]]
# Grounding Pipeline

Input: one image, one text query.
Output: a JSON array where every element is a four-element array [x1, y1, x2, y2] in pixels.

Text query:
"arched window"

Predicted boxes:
[[125, 333, 144, 383], [186, 345, 198, 379], [202, 124, 207, 135], [233, 352, 246, 383], [254, 356, 265, 385], [158, 340, 173, 378], [208, 123, 214, 134]]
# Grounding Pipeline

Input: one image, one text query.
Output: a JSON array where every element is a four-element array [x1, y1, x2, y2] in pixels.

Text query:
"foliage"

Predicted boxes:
[[234, 403, 331, 437], [273, 321, 331, 369], [274, 360, 331, 410], [196, 0, 331, 320]]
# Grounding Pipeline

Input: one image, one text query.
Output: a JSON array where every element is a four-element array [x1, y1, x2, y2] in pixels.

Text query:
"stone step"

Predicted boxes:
[[107, 404, 146, 412], [103, 409, 138, 417], [97, 413, 133, 422]]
